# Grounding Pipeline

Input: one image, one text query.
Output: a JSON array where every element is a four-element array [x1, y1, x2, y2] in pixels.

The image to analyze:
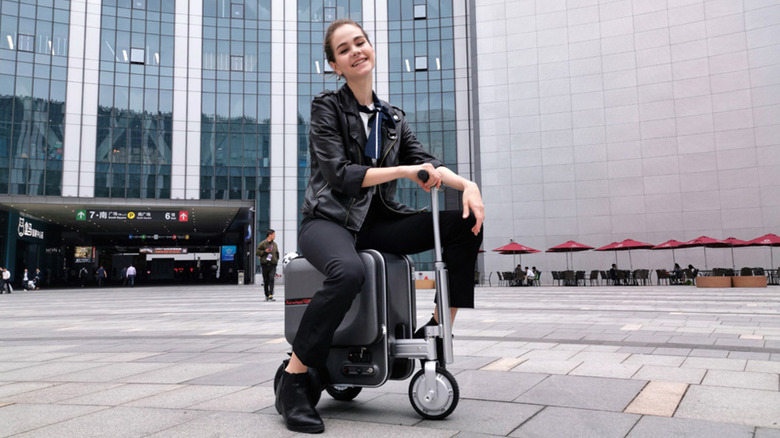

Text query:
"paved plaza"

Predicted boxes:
[[0, 283, 778, 437]]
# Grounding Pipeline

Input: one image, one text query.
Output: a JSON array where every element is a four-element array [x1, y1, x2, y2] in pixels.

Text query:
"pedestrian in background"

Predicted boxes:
[[97, 266, 107, 287], [1, 267, 11, 293], [126, 265, 136, 287], [257, 229, 280, 301]]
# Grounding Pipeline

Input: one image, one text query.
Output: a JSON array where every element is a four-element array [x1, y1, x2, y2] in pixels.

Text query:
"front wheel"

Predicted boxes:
[[408, 365, 459, 420], [325, 385, 362, 401]]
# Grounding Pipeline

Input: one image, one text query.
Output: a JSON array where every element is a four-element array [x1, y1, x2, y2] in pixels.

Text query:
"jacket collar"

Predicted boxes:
[[336, 84, 399, 147]]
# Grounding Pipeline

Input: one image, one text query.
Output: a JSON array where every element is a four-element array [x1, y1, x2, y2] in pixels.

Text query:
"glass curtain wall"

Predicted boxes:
[[95, 0, 174, 198], [200, 0, 272, 232], [296, 0, 361, 225], [388, 0, 456, 270], [0, 0, 69, 195]]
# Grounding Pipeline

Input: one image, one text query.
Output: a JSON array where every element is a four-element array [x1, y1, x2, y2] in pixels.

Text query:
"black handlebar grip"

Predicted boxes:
[[418, 169, 429, 183]]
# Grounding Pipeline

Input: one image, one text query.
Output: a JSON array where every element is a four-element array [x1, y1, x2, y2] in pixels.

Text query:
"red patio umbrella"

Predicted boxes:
[[546, 240, 593, 270], [745, 233, 780, 269], [493, 241, 540, 266], [677, 236, 721, 269], [594, 239, 654, 270], [651, 239, 684, 265], [706, 237, 748, 271]]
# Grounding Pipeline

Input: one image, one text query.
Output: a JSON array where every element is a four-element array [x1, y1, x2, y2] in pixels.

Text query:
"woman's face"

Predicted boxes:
[[328, 24, 374, 82]]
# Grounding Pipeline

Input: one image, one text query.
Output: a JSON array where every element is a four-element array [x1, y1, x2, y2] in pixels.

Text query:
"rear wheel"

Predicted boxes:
[[325, 385, 362, 401]]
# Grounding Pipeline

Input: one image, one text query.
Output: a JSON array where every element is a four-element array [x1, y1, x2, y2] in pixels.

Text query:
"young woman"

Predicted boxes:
[[275, 18, 484, 433]]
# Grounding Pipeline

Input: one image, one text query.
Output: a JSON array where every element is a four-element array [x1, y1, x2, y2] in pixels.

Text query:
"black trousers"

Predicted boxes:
[[261, 263, 277, 297], [293, 211, 483, 368]]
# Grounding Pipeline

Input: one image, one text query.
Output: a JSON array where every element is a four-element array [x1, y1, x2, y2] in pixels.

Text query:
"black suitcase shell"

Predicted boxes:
[[284, 249, 416, 386]]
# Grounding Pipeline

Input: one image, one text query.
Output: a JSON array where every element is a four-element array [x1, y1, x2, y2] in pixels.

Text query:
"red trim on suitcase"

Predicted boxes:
[[285, 298, 311, 305]]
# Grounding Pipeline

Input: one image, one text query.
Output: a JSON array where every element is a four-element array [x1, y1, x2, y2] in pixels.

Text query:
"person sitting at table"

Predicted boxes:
[[525, 266, 536, 286], [672, 263, 683, 284], [687, 264, 699, 277], [513, 264, 525, 286], [609, 264, 618, 285]]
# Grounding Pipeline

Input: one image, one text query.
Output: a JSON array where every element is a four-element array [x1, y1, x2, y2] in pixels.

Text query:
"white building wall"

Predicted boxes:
[[474, 0, 780, 275]]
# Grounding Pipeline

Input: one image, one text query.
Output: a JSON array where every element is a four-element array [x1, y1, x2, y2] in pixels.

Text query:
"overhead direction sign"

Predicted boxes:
[[78, 210, 189, 222]]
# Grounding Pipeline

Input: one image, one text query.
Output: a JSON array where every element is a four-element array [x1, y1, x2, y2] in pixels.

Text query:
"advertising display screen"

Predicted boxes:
[[74, 246, 93, 263], [221, 245, 237, 262]]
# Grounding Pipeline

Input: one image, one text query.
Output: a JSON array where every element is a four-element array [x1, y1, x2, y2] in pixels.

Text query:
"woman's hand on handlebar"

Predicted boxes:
[[412, 163, 441, 192]]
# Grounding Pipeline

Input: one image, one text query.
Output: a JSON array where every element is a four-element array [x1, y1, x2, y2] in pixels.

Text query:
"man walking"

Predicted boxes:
[[1, 267, 11, 293], [96, 266, 107, 287], [126, 265, 137, 287], [256, 229, 279, 301]]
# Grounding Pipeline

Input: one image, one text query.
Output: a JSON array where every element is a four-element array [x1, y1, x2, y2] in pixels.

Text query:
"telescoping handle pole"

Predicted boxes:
[[417, 170, 454, 364]]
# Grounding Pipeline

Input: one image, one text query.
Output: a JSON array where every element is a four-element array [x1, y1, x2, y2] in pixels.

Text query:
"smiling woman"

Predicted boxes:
[[273, 18, 485, 435]]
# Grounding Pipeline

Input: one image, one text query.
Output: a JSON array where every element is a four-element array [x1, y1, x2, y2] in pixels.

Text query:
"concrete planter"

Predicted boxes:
[[695, 276, 732, 288], [732, 276, 767, 288]]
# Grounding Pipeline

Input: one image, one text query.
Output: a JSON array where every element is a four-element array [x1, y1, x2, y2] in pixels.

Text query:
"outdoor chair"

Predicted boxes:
[[752, 267, 765, 276], [712, 268, 726, 276], [635, 269, 649, 286], [617, 270, 629, 285], [588, 270, 600, 285], [656, 269, 670, 285], [496, 271, 505, 286], [551, 271, 561, 286], [575, 270, 585, 286], [564, 270, 575, 286], [740, 267, 753, 276], [600, 270, 611, 285], [683, 268, 697, 283], [503, 271, 517, 286]]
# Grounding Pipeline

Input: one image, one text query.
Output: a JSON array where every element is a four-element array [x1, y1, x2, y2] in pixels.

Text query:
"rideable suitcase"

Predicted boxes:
[[275, 173, 460, 419]]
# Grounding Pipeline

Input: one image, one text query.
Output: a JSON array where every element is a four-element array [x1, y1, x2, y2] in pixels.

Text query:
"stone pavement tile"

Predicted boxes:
[[122, 384, 244, 409], [675, 385, 780, 429], [44, 362, 174, 382], [0, 382, 56, 398], [187, 385, 275, 412], [6, 383, 120, 404], [520, 349, 578, 361], [624, 381, 688, 417], [60, 383, 181, 406], [0, 403, 107, 437], [0, 362, 106, 381], [652, 347, 691, 356], [479, 357, 527, 371], [417, 399, 541, 436], [617, 346, 656, 354], [132, 352, 204, 363], [9, 406, 207, 438], [457, 369, 547, 401], [569, 351, 630, 363], [689, 348, 730, 358], [568, 362, 641, 379], [118, 363, 242, 384], [623, 354, 685, 367], [681, 357, 747, 371], [756, 427, 780, 438], [449, 356, 497, 371], [667, 336, 716, 346], [702, 370, 779, 390], [510, 359, 581, 375], [746, 360, 780, 374], [455, 340, 501, 356], [326, 418, 458, 438], [184, 363, 272, 386], [728, 351, 772, 360], [143, 411, 296, 438], [550, 343, 588, 352], [631, 365, 705, 384], [515, 375, 645, 411], [582, 345, 622, 352], [327, 392, 427, 426], [626, 415, 754, 438], [509, 406, 639, 438]]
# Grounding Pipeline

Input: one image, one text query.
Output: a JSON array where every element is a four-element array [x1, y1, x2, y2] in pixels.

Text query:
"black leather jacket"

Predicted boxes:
[[301, 85, 442, 232]]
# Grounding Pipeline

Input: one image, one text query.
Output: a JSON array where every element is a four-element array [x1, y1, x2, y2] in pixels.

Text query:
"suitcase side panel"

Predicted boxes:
[[283, 254, 382, 346]]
